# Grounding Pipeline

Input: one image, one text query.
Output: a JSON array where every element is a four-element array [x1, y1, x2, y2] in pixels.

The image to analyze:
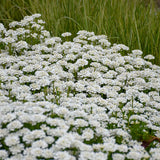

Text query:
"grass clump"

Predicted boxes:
[[0, 0, 160, 65]]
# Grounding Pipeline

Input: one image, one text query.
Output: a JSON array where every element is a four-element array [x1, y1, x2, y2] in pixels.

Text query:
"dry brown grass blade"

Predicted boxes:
[[141, 136, 160, 148]]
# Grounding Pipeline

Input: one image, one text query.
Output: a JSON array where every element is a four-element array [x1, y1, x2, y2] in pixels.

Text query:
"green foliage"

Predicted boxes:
[[0, 0, 160, 65], [115, 135, 123, 144], [128, 120, 157, 151], [84, 135, 103, 145]]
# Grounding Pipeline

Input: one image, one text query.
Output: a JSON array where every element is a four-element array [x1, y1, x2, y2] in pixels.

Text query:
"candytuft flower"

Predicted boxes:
[[0, 13, 159, 160]]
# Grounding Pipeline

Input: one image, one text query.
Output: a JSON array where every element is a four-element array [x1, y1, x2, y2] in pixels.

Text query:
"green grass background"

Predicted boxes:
[[0, 0, 160, 65]]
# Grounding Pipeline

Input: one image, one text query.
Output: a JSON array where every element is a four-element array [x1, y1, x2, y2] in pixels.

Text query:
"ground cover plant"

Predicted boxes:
[[0, 14, 160, 160], [0, 0, 160, 65]]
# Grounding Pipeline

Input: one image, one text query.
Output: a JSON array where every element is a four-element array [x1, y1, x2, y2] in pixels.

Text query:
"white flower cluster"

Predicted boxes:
[[0, 14, 160, 160], [0, 13, 50, 56]]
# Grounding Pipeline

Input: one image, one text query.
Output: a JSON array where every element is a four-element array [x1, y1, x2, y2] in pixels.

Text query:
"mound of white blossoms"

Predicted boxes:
[[0, 14, 160, 160]]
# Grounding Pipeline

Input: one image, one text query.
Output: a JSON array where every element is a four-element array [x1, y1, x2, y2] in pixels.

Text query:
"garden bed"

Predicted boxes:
[[0, 14, 160, 160]]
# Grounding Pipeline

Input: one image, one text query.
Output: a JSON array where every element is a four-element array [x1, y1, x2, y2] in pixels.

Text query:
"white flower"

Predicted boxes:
[[7, 120, 23, 131], [56, 108, 70, 118], [103, 70, 117, 79], [47, 128, 67, 137], [65, 80, 75, 89], [34, 92, 45, 101], [132, 49, 143, 56], [125, 88, 139, 99], [41, 30, 51, 38], [88, 35, 99, 42], [23, 64, 35, 72], [106, 90, 118, 98], [30, 147, 43, 157], [144, 54, 155, 60], [35, 70, 49, 78], [19, 75, 31, 83], [69, 110, 88, 119], [13, 40, 28, 51], [55, 134, 73, 149], [99, 39, 111, 47], [5, 135, 20, 147], [45, 37, 56, 45], [17, 60, 28, 67], [82, 128, 94, 141], [42, 149, 54, 158], [74, 119, 88, 127], [101, 57, 112, 66], [151, 152, 160, 160], [61, 32, 72, 37], [87, 85, 98, 93], [39, 45, 52, 53], [37, 78, 50, 87], [124, 64, 134, 70], [46, 117, 63, 126], [90, 62, 101, 68], [93, 152, 108, 160], [65, 54, 77, 61], [118, 44, 129, 50], [2, 113, 16, 123], [79, 151, 94, 160], [30, 83, 41, 90], [89, 119, 101, 128], [23, 155, 37, 160], [76, 58, 88, 67], [31, 130, 46, 139], [138, 92, 150, 104], [0, 129, 9, 138], [32, 13, 41, 18], [126, 151, 143, 160], [32, 23, 42, 30], [3, 37, 15, 44], [32, 140, 48, 148], [16, 92, 33, 101], [134, 57, 145, 67], [31, 33, 38, 38], [30, 114, 46, 124], [18, 113, 32, 123], [54, 151, 75, 160], [95, 127, 110, 137], [9, 21, 19, 28], [92, 143, 105, 151], [77, 30, 95, 37], [112, 153, 125, 160], [149, 148, 160, 160], [16, 28, 30, 35], [75, 82, 85, 92], [111, 44, 129, 52], [9, 144, 24, 155], [23, 133, 34, 144], [91, 71, 101, 79], [0, 23, 6, 32], [38, 19, 45, 24], [115, 56, 125, 66], [117, 144, 128, 153], [0, 150, 8, 159], [43, 136, 55, 144], [116, 129, 130, 138], [103, 142, 117, 152]]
